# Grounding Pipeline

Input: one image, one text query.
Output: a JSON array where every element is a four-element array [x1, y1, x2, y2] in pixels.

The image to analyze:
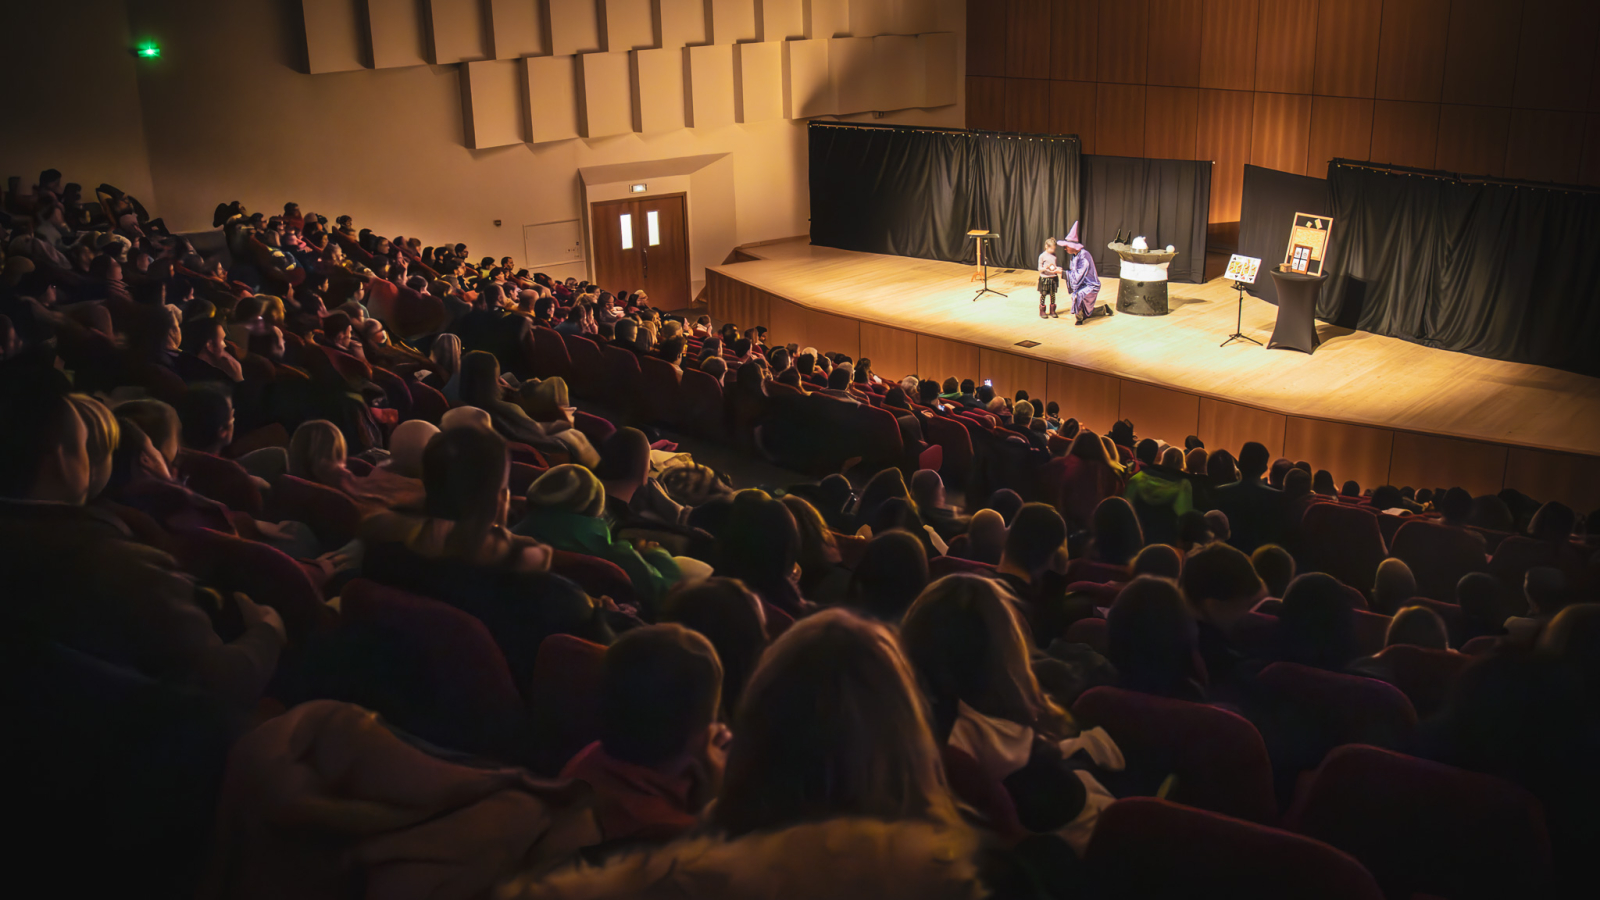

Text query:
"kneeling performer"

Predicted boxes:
[[1059, 220, 1109, 326], [1037, 237, 1063, 319]]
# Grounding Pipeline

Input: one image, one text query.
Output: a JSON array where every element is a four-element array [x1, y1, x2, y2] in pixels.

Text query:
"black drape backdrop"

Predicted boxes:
[[1323, 161, 1600, 376], [1238, 164, 1329, 305], [808, 123, 1080, 270], [1080, 155, 1211, 284]]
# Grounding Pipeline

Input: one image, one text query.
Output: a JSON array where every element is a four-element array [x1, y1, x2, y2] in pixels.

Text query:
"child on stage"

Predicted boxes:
[[1038, 237, 1063, 319]]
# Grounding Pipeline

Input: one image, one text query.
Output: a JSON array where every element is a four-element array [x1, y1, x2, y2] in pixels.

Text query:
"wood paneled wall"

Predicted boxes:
[[706, 269, 1600, 510], [968, 0, 1600, 223]]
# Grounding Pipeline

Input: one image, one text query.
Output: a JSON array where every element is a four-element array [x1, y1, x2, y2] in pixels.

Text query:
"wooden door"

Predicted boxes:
[[590, 194, 690, 309]]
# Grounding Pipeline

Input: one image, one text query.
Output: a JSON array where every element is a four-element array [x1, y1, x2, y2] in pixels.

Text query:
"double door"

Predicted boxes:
[[590, 194, 690, 309]]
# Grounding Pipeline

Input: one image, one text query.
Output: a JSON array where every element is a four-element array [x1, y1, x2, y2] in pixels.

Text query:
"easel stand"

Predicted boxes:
[[968, 231, 1007, 302], [1220, 280, 1261, 348]]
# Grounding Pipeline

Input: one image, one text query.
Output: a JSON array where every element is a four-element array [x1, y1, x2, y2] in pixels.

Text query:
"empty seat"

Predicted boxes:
[[407, 380, 449, 425], [267, 474, 361, 551], [572, 410, 616, 448], [599, 345, 642, 416], [922, 413, 974, 486], [1285, 745, 1551, 900], [171, 526, 328, 643], [1074, 686, 1277, 824], [636, 355, 683, 426], [1256, 662, 1417, 767], [678, 368, 726, 440], [526, 633, 607, 775], [530, 325, 574, 381], [1301, 502, 1386, 598], [1085, 798, 1383, 900], [1391, 519, 1488, 601], [561, 334, 606, 400]]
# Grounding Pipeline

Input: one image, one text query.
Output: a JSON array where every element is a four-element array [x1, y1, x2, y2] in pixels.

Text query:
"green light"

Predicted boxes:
[[136, 43, 160, 59]]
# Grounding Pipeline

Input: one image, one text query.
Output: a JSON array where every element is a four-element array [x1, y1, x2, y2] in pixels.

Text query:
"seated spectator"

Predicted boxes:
[[902, 574, 1120, 851], [0, 366, 284, 706], [554, 304, 585, 336], [1089, 496, 1143, 566], [1456, 571, 1516, 644], [1207, 448, 1240, 484], [1372, 556, 1418, 615], [425, 332, 462, 401], [1045, 429, 1125, 532], [1204, 509, 1231, 545], [176, 316, 243, 383], [998, 502, 1080, 640], [1276, 573, 1359, 671], [1251, 544, 1295, 598], [514, 464, 681, 616], [517, 377, 599, 468], [1503, 567, 1572, 648], [1123, 439, 1194, 547], [982, 488, 1025, 526], [560, 624, 728, 845], [660, 578, 769, 721], [1383, 605, 1451, 650], [910, 468, 969, 541], [782, 494, 848, 605], [817, 365, 859, 404], [1131, 543, 1182, 579], [701, 355, 728, 385], [845, 530, 930, 623], [594, 426, 685, 531], [457, 350, 566, 455], [287, 418, 402, 512], [1106, 575, 1206, 702], [1212, 441, 1280, 554], [715, 490, 806, 618], [855, 468, 913, 531], [952, 507, 1006, 565], [1180, 543, 1264, 691]]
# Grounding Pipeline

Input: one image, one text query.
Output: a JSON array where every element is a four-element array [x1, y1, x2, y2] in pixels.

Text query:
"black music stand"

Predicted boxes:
[[968, 230, 1006, 301]]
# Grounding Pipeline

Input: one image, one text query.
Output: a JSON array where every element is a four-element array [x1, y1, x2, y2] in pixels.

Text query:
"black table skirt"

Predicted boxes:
[[1268, 269, 1326, 353]]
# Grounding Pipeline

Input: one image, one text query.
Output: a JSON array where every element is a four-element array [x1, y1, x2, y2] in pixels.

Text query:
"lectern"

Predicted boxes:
[[968, 230, 1006, 301]]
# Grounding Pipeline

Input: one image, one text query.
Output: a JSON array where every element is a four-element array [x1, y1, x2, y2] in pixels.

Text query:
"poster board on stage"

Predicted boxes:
[[1284, 213, 1333, 275], [1225, 254, 1261, 284]]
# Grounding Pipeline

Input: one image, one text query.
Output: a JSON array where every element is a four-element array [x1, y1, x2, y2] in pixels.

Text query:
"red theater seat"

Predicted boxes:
[[1301, 502, 1386, 597], [1062, 617, 1108, 654], [1391, 519, 1488, 601], [530, 326, 574, 381], [562, 334, 606, 400], [174, 449, 263, 518], [1257, 662, 1418, 755], [526, 633, 607, 775], [268, 474, 361, 551]]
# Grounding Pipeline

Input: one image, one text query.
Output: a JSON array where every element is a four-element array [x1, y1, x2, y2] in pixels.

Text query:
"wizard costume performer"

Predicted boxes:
[[1058, 221, 1107, 326]]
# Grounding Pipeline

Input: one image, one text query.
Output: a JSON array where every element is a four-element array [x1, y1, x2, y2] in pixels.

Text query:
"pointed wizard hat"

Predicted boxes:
[[1058, 221, 1083, 251]]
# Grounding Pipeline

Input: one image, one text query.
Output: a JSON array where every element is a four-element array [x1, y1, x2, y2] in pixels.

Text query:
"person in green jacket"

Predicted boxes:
[[513, 464, 681, 618]]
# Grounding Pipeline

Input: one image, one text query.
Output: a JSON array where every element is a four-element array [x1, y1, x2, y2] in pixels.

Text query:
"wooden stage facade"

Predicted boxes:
[[705, 239, 1600, 511]]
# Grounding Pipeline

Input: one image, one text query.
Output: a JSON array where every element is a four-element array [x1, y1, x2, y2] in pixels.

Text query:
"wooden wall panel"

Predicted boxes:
[[980, 350, 1049, 407], [801, 307, 861, 361], [1050, 81, 1099, 152], [1118, 381, 1200, 447], [1434, 105, 1509, 177], [967, 76, 1008, 131], [1250, 92, 1312, 175], [1006, 0, 1052, 80], [1503, 447, 1600, 514], [705, 273, 771, 338], [1370, 100, 1440, 169], [916, 335, 981, 388], [366, 0, 429, 69], [1096, 83, 1148, 156], [1046, 365, 1121, 434], [1283, 417, 1394, 492], [1307, 96, 1373, 175], [1195, 89, 1255, 221], [831, 37, 877, 114], [1313, 0, 1382, 99], [1146, 0, 1202, 88], [1198, 0, 1259, 92], [1051, 0, 1099, 83], [859, 323, 919, 383], [1254, 0, 1317, 94], [1197, 397, 1287, 459], [1144, 87, 1199, 160], [764, 297, 806, 355], [1511, 0, 1600, 112], [1388, 433, 1509, 498], [1007, 78, 1054, 134], [1442, 0, 1517, 106], [1097, 0, 1149, 85], [1504, 110, 1586, 184], [968, 0, 1007, 78], [1375, 0, 1449, 103]]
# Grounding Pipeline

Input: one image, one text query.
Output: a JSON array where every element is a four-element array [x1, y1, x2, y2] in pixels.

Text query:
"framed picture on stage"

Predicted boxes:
[[1284, 213, 1334, 275]]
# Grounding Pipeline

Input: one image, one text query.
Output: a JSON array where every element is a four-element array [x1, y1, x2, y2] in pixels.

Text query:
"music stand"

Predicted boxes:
[[1220, 253, 1262, 348], [968, 230, 1007, 301]]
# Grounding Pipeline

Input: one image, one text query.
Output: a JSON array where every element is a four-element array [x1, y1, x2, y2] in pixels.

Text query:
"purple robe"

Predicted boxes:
[[1066, 249, 1101, 316]]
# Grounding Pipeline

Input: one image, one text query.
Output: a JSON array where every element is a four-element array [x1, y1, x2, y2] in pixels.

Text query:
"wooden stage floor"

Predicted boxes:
[[705, 239, 1600, 510]]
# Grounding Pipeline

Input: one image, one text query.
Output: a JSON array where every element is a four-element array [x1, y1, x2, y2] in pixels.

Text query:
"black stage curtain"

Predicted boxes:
[[1080, 155, 1210, 283], [808, 122, 1080, 270], [1238, 164, 1329, 305], [1323, 161, 1600, 377]]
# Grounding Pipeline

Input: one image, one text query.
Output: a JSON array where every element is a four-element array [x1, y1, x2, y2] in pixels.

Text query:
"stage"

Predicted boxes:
[[705, 239, 1600, 511]]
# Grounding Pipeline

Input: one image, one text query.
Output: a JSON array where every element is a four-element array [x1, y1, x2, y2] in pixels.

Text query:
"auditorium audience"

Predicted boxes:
[[5, 175, 1596, 899]]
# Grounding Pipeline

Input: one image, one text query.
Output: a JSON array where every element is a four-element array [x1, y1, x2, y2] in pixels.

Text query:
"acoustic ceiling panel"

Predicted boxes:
[[633, 47, 687, 132], [461, 58, 529, 148], [549, 0, 603, 55], [830, 36, 876, 114], [758, 0, 805, 41], [872, 34, 919, 111], [736, 40, 784, 123], [602, 0, 658, 52], [526, 54, 582, 143], [661, 0, 711, 48], [579, 50, 636, 137], [687, 43, 737, 128], [426, 0, 491, 64], [918, 31, 958, 108], [301, 0, 366, 74], [487, 0, 547, 59], [806, 0, 849, 39], [784, 38, 835, 118], [710, 0, 759, 44], [364, 0, 429, 69]]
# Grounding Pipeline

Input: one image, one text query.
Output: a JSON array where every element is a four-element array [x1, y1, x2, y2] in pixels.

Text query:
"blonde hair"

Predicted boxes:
[[288, 419, 347, 486], [68, 394, 119, 499], [430, 333, 462, 376]]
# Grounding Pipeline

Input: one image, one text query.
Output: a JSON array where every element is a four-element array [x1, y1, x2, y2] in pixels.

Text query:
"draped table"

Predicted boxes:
[[1267, 268, 1325, 354]]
